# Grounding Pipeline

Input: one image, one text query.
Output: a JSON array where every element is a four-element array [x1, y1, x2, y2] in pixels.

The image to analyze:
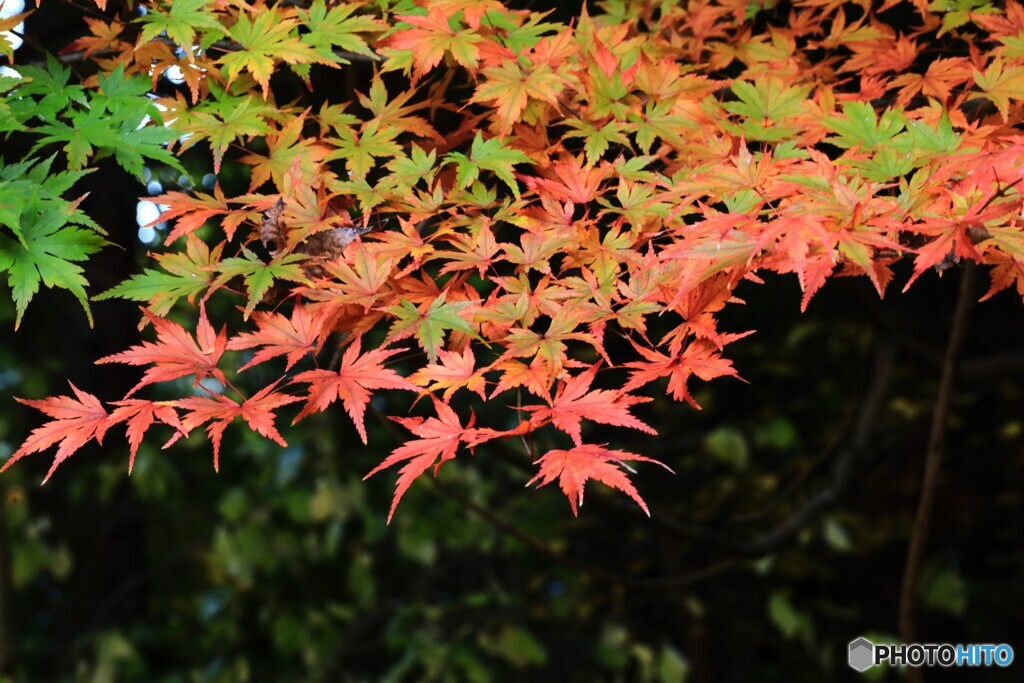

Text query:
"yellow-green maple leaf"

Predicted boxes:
[[973, 57, 1024, 121]]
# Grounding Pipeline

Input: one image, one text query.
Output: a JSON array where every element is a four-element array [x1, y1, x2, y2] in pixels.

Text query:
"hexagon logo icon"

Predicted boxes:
[[849, 637, 875, 672]]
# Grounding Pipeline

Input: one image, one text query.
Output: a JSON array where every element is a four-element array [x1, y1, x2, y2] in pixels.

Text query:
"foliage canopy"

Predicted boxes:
[[3, 0, 1024, 522]]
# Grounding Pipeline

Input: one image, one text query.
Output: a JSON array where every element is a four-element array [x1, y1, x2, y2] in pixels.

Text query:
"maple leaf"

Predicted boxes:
[[96, 305, 227, 397], [94, 235, 222, 316], [218, 7, 334, 98], [0, 194, 107, 329], [444, 133, 532, 198], [60, 17, 131, 59], [214, 251, 309, 319], [503, 307, 609, 379], [409, 346, 487, 400], [107, 399, 184, 474], [528, 443, 670, 516], [240, 114, 330, 192], [2, 382, 110, 482], [973, 57, 1024, 121], [137, 0, 226, 50], [889, 57, 972, 105], [523, 367, 657, 445], [291, 339, 417, 442], [297, 0, 383, 64], [168, 385, 302, 472], [489, 357, 550, 399], [147, 185, 244, 244], [623, 339, 741, 409], [434, 221, 501, 277], [227, 305, 327, 371], [520, 155, 610, 204], [324, 119, 403, 180], [723, 78, 812, 142], [470, 60, 565, 134], [385, 294, 476, 362], [386, 8, 483, 77], [320, 244, 395, 311], [183, 94, 278, 173], [356, 76, 442, 141], [363, 398, 466, 523]]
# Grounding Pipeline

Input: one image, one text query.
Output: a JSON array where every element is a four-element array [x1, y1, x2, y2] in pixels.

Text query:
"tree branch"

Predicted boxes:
[[899, 261, 975, 681], [645, 340, 894, 557], [431, 479, 737, 589]]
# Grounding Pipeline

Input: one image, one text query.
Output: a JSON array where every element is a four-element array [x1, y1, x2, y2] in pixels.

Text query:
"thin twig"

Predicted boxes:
[[898, 261, 975, 680], [645, 340, 894, 557], [432, 479, 736, 588]]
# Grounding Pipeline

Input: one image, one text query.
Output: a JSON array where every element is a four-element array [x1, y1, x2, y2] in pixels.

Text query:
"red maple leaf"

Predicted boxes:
[[364, 398, 467, 523], [97, 306, 228, 397], [3, 383, 111, 482], [528, 444, 671, 516], [290, 339, 417, 442], [523, 367, 657, 444], [227, 305, 328, 372], [623, 339, 741, 408], [167, 385, 302, 472], [107, 399, 185, 473]]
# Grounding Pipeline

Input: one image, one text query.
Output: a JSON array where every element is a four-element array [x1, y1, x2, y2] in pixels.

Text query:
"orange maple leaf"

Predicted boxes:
[[409, 346, 487, 400], [107, 399, 185, 474], [97, 306, 228, 397], [523, 367, 657, 444], [2, 383, 111, 482], [363, 398, 466, 523], [290, 339, 417, 442], [227, 305, 328, 372], [167, 385, 302, 472], [148, 185, 248, 244], [387, 8, 482, 77], [528, 444, 671, 516], [623, 339, 741, 408]]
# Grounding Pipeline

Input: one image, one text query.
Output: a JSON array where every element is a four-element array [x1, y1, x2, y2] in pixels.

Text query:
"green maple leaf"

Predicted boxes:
[[0, 155, 94, 244], [298, 0, 381, 63], [219, 7, 331, 96], [214, 251, 309, 319], [27, 67, 184, 178], [0, 198, 107, 329], [445, 133, 531, 198], [563, 119, 630, 165], [386, 295, 476, 361], [93, 66, 157, 119], [5, 58, 88, 124], [32, 107, 182, 178], [928, 0, 998, 35], [96, 267, 209, 316], [325, 120, 402, 179], [386, 145, 437, 187], [95, 238, 221, 319], [183, 92, 279, 173], [137, 0, 225, 48], [722, 78, 811, 141], [823, 102, 906, 150], [630, 99, 693, 154]]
